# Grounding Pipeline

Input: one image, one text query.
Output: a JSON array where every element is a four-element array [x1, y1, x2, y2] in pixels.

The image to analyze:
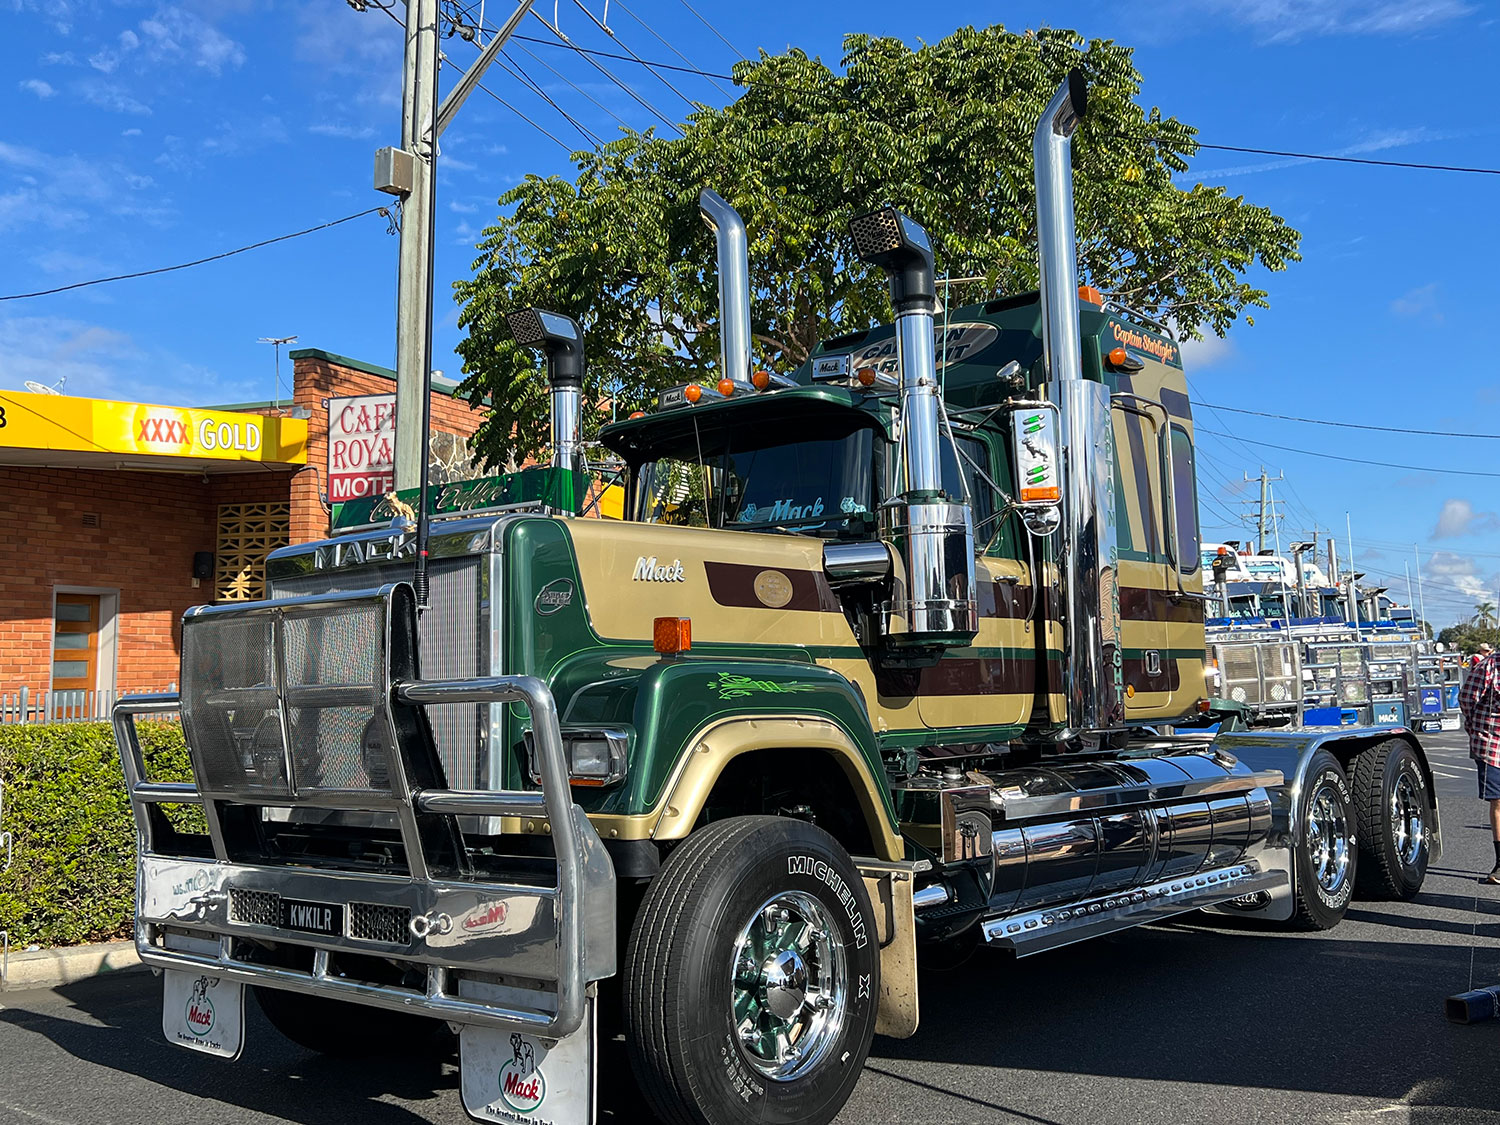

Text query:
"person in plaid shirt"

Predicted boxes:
[[1458, 644, 1500, 884]]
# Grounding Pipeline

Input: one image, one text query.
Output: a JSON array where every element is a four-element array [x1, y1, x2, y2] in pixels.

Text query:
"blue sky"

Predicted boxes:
[[3, 0, 1498, 627]]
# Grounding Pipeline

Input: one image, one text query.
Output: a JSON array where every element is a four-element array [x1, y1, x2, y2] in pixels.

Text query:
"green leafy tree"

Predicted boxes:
[[1439, 622, 1500, 654], [1473, 601, 1497, 628], [454, 25, 1302, 466]]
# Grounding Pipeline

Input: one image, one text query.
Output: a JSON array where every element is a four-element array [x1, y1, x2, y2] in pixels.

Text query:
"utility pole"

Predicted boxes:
[[1242, 466, 1283, 554], [391, 0, 439, 492], [377, 0, 537, 492]]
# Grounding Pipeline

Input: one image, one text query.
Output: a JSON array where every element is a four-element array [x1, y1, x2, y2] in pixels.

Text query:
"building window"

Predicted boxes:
[[216, 502, 291, 601]]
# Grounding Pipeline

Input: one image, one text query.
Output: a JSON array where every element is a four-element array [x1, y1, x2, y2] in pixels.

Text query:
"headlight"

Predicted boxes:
[[528, 727, 630, 788]]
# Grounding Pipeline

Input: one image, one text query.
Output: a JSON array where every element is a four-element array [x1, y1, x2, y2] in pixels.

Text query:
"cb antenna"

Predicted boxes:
[[258, 335, 298, 411]]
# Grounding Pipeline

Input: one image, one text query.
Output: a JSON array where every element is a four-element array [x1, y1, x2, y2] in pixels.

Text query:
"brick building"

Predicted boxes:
[[0, 350, 485, 718]]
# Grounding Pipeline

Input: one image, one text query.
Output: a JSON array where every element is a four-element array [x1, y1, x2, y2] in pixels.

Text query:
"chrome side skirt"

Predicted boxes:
[[981, 862, 1287, 958]]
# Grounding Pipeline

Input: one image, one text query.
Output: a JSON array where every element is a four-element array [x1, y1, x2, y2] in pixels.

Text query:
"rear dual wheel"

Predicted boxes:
[[623, 816, 879, 1125], [1291, 751, 1357, 930], [1350, 738, 1431, 900]]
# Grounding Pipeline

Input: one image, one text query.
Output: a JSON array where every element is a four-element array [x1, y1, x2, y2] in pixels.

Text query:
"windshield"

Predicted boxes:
[[634, 424, 877, 534]]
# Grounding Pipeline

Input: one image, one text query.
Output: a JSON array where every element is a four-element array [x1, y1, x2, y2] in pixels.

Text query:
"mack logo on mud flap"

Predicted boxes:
[[787, 856, 868, 949], [633, 556, 686, 582]]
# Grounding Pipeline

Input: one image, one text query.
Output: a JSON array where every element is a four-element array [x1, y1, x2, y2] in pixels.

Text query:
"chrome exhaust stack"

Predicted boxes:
[[697, 189, 752, 384], [849, 206, 976, 648], [1033, 70, 1123, 732], [507, 307, 585, 475]]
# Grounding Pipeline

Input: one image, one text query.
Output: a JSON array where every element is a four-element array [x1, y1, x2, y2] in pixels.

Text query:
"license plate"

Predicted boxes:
[[281, 897, 344, 936], [163, 969, 245, 1059], [460, 987, 594, 1125]]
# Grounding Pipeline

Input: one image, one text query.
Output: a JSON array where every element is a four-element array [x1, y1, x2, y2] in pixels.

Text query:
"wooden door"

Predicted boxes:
[[52, 594, 100, 693]]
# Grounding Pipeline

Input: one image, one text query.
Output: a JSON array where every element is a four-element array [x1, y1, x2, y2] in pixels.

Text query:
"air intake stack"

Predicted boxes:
[[849, 206, 976, 648], [1032, 70, 1124, 733], [697, 189, 753, 385], [507, 307, 585, 476]]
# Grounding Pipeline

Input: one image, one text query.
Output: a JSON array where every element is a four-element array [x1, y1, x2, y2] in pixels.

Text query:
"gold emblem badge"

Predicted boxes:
[[754, 569, 793, 608]]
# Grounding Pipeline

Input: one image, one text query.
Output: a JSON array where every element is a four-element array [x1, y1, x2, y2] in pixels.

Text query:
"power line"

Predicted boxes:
[[510, 31, 734, 78], [1194, 142, 1500, 177], [0, 207, 391, 302], [469, 75, 575, 153], [1196, 426, 1500, 479], [1198, 401, 1500, 440], [674, 0, 747, 62], [494, 52, 605, 149], [512, 38, 632, 132], [526, 8, 684, 136], [565, 0, 701, 113], [613, 0, 731, 98]]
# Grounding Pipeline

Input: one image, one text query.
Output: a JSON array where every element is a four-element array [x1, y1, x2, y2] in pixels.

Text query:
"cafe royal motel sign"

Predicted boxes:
[[0, 389, 307, 474]]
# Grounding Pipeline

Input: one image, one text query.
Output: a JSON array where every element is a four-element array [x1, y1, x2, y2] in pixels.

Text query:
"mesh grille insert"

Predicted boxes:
[[349, 902, 412, 945], [229, 888, 281, 927]]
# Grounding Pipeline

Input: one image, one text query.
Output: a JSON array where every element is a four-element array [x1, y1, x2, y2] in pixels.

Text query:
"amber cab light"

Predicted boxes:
[[1078, 284, 1104, 306], [653, 617, 692, 655], [683, 384, 703, 404], [752, 370, 772, 390], [717, 378, 735, 397], [856, 367, 878, 387], [628, 410, 645, 419], [1107, 346, 1128, 367]]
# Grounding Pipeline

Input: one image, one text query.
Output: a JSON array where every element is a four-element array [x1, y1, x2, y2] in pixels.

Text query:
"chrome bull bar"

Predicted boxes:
[[114, 659, 611, 1041]]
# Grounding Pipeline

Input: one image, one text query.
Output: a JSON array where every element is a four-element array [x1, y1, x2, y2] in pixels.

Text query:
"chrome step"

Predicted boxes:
[[981, 863, 1287, 958]]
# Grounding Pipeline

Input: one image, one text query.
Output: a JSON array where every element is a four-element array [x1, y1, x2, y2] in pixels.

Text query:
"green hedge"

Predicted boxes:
[[0, 721, 200, 948]]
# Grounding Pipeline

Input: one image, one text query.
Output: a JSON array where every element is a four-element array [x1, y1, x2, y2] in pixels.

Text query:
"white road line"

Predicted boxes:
[[0, 1102, 77, 1125]]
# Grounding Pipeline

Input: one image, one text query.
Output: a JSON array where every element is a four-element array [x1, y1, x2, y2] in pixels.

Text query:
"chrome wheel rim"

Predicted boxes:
[[1390, 771, 1425, 867], [1307, 782, 1352, 894], [730, 890, 847, 1082]]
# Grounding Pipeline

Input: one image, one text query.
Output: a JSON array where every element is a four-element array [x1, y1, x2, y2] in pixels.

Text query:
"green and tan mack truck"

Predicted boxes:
[[112, 73, 1438, 1125]]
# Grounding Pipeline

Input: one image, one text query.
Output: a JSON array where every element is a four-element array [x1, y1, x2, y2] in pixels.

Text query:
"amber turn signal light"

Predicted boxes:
[[856, 367, 878, 387], [653, 617, 692, 655], [717, 378, 735, 397], [752, 370, 772, 390], [683, 384, 703, 404], [1106, 345, 1145, 373], [1196, 699, 1213, 715]]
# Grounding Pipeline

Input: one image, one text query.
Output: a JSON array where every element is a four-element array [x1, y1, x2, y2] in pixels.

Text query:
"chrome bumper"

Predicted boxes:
[[114, 672, 614, 1040]]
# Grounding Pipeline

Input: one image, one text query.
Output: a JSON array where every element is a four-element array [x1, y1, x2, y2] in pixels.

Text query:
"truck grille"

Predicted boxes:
[[349, 902, 412, 945], [229, 888, 281, 927]]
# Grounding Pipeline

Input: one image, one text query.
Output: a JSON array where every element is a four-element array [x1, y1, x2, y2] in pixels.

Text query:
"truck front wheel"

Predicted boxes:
[[623, 816, 879, 1125]]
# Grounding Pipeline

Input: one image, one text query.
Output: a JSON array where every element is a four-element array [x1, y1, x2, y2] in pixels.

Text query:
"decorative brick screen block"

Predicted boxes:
[[215, 502, 291, 602]]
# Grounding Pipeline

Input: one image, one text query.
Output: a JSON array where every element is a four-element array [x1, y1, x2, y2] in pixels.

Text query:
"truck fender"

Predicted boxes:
[[1207, 726, 1442, 921], [651, 714, 904, 862]]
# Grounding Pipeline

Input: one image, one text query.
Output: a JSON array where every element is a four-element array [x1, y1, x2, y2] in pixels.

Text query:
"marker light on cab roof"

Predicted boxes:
[[683, 384, 703, 404]]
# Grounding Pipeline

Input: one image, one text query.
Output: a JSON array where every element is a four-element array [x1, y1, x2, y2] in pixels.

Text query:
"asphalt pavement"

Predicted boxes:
[[1, 732, 1497, 1125]]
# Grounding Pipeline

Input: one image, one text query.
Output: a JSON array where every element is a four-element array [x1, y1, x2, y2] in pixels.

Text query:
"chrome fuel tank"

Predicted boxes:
[[973, 751, 1274, 918]]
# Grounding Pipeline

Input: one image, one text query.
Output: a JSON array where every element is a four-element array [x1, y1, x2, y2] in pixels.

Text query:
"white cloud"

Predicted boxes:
[[1179, 331, 1233, 369], [139, 7, 245, 74], [78, 79, 151, 115], [0, 314, 260, 406], [121, 127, 142, 137], [1201, 0, 1472, 42], [308, 122, 377, 141], [1433, 498, 1499, 538], [449, 200, 479, 214], [1391, 282, 1441, 320], [20, 79, 56, 99], [1191, 128, 1447, 180], [0, 140, 161, 232], [40, 51, 76, 66]]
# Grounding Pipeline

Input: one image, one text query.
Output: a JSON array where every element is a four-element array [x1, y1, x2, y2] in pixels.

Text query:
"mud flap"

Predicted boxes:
[[162, 969, 244, 1059], [460, 989, 595, 1125]]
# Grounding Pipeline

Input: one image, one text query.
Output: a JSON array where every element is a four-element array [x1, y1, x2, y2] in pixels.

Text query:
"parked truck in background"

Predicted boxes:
[[113, 72, 1439, 1125]]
